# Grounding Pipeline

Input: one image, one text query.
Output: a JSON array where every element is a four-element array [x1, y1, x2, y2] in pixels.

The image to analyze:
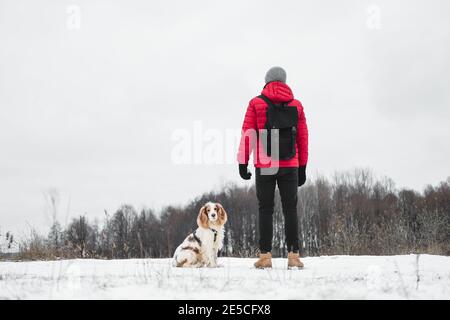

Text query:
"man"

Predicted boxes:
[[237, 66, 309, 269]]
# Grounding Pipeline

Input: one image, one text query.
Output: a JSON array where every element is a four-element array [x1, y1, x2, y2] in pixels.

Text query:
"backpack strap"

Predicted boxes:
[[258, 94, 275, 109], [258, 94, 293, 109], [258, 95, 275, 130]]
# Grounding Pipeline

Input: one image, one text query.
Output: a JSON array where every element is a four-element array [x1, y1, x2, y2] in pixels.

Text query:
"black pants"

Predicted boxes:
[[256, 167, 300, 253]]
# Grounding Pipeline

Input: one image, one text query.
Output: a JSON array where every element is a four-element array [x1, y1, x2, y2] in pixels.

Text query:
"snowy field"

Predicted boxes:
[[0, 255, 448, 300]]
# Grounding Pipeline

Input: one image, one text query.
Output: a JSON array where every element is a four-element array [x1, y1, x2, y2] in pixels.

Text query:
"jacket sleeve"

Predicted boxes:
[[297, 102, 309, 166], [237, 99, 257, 165]]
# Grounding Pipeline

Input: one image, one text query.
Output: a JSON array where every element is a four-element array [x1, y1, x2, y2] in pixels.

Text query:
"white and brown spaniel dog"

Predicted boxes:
[[172, 202, 227, 268]]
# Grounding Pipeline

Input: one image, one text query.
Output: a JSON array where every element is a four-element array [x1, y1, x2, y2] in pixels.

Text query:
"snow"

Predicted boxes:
[[0, 255, 448, 299]]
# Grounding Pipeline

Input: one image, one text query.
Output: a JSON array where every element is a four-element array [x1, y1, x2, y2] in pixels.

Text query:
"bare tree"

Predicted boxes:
[[66, 215, 92, 258]]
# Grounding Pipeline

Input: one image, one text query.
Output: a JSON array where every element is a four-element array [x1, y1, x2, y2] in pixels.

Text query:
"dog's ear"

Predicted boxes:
[[216, 203, 228, 225], [197, 205, 209, 229]]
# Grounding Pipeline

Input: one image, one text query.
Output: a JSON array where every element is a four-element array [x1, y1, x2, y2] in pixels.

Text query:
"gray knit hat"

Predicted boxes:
[[265, 66, 287, 84]]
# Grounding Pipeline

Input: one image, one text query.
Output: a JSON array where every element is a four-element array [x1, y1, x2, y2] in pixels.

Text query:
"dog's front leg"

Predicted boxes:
[[214, 249, 225, 267], [206, 252, 218, 268]]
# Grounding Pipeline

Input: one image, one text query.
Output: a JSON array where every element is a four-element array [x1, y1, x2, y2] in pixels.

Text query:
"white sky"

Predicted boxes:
[[1, 0, 449, 236]]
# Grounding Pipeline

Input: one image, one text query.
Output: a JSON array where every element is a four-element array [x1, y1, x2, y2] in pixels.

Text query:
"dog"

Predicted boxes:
[[172, 202, 227, 268]]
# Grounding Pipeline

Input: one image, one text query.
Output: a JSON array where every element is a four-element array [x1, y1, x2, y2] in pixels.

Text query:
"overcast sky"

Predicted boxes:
[[1, 0, 449, 236]]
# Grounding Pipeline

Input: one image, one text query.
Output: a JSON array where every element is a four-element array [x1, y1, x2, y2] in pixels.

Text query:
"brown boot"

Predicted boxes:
[[287, 252, 304, 269], [254, 252, 272, 269]]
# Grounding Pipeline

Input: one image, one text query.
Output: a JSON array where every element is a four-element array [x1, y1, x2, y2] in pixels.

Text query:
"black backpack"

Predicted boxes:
[[258, 94, 298, 160]]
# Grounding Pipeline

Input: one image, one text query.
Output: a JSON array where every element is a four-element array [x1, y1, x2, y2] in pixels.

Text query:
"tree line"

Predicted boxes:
[[14, 169, 450, 260]]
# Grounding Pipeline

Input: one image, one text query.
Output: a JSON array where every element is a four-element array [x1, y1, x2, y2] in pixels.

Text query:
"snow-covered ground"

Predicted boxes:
[[0, 255, 448, 299]]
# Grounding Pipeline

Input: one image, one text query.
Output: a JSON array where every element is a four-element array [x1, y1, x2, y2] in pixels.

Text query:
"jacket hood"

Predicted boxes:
[[261, 81, 294, 103]]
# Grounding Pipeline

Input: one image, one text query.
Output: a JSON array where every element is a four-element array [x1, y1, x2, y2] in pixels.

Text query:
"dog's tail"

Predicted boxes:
[[176, 258, 188, 268]]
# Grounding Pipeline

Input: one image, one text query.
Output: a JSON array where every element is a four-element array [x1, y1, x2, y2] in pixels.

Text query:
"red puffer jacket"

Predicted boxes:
[[237, 81, 308, 168]]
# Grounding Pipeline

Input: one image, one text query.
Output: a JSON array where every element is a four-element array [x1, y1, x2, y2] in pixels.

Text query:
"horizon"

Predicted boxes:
[[1, 167, 448, 240]]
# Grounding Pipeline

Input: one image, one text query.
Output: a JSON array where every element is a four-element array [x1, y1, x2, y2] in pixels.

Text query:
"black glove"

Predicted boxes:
[[298, 166, 306, 187], [239, 164, 252, 180]]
